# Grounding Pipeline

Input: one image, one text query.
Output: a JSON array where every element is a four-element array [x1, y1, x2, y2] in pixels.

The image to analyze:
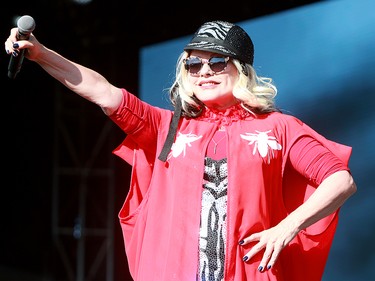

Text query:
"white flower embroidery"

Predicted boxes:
[[169, 132, 202, 159], [240, 130, 282, 163]]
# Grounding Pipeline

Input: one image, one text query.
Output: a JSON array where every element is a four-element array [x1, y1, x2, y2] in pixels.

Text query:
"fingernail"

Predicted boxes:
[[258, 266, 263, 272], [6, 49, 10, 54], [242, 256, 248, 262], [12, 51, 18, 57], [238, 240, 244, 245], [13, 42, 19, 48], [267, 265, 272, 270]]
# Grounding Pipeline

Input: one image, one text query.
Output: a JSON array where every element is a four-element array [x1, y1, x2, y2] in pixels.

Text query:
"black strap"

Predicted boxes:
[[158, 95, 182, 162]]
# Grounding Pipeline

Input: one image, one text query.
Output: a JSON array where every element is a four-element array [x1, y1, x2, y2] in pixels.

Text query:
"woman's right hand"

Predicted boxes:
[[4, 27, 42, 61]]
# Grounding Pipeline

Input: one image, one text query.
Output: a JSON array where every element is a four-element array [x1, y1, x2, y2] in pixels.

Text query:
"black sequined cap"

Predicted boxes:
[[184, 20, 254, 65]]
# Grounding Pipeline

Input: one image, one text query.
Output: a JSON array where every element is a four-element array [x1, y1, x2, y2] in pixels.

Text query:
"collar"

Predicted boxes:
[[196, 104, 253, 127]]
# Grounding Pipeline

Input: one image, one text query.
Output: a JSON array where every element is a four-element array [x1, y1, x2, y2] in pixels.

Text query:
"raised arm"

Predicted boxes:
[[4, 27, 123, 115]]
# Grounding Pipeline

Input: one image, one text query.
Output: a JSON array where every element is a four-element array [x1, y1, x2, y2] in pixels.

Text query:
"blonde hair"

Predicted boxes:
[[168, 52, 278, 117]]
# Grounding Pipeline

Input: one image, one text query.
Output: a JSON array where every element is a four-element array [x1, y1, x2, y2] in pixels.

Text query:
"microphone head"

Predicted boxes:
[[17, 15, 36, 35]]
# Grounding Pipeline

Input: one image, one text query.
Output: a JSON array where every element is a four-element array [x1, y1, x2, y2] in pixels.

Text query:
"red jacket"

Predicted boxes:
[[110, 89, 352, 281]]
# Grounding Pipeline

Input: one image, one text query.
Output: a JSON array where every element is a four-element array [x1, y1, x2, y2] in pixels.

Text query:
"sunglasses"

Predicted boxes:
[[183, 56, 230, 74]]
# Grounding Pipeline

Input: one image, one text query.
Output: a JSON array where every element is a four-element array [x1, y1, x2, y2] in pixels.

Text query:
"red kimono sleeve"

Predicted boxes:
[[280, 122, 352, 281]]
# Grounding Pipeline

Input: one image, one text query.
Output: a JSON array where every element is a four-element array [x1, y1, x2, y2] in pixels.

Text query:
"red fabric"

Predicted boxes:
[[110, 89, 352, 281], [288, 135, 349, 185]]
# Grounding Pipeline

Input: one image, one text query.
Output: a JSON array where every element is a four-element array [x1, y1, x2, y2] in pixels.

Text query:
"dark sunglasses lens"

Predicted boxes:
[[185, 58, 202, 74], [209, 57, 227, 72]]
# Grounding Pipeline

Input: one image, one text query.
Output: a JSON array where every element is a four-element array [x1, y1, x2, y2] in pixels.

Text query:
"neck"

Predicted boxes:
[[205, 101, 240, 111]]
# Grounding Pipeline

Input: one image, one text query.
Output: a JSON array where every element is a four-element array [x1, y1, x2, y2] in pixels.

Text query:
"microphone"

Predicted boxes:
[[8, 15, 36, 79]]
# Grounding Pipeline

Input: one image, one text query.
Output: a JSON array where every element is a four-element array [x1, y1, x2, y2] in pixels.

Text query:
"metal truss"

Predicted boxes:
[[50, 85, 117, 281]]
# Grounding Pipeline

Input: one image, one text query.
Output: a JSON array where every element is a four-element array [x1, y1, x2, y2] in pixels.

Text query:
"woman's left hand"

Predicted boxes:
[[239, 219, 299, 272]]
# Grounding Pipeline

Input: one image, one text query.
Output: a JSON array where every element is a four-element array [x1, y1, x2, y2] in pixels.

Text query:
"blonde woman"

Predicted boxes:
[[5, 20, 356, 281]]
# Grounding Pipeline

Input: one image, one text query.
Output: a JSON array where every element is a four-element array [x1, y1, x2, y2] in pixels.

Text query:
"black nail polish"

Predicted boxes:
[[238, 240, 244, 245], [12, 51, 18, 57], [258, 266, 263, 272], [13, 42, 19, 48], [242, 256, 248, 262], [267, 265, 272, 270]]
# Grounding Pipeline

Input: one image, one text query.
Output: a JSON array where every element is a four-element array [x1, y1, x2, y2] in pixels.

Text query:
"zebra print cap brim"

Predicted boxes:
[[184, 20, 254, 65]]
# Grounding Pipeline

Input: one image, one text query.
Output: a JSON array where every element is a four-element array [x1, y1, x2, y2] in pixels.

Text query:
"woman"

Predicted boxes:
[[5, 20, 356, 280]]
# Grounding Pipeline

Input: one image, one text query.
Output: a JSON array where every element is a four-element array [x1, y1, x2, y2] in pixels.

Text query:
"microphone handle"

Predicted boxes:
[[8, 31, 30, 79]]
